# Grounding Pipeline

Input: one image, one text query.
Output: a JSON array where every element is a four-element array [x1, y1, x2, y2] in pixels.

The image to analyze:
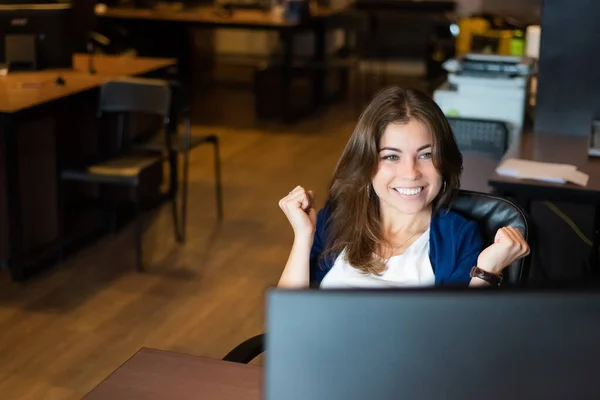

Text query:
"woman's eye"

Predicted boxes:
[[382, 154, 399, 161], [419, 152, 432, 159]]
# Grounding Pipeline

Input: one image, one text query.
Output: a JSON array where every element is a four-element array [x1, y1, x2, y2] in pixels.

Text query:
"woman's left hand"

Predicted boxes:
[[477, 227, 530, 275]]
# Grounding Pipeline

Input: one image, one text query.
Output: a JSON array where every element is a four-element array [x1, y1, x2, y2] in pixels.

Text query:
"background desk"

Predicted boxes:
[[0, 55, 176, 113], [97, 4, 345, 27], [96, 5, 350, 122], [84, 348, 261, 400], [488, 133, 600, 278], [0, 54, 176, 281]]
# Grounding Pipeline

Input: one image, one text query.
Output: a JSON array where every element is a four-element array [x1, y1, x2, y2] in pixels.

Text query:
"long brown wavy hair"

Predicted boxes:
[[324, 87, 463, 275]]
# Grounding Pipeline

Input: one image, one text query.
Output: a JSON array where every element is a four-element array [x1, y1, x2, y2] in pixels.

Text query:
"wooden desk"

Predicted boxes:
[[0, 54, 176, 281], [488, 132, 600, 275], [96, 4, 346, 29], [0, 54, 176, 113], [489, 133, 600, 201], [84, 348, 261, 400], [96, 4, 349, 122]]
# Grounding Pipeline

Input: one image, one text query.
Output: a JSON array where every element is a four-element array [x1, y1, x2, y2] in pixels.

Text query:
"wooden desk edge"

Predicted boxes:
[[0, 55, 176, 114], [83, 347, 262, 399], [487, 131, 600, 193], [82, 347, 146, 399]]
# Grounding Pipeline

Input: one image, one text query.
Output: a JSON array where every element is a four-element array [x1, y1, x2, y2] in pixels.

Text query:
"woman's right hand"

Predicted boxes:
[[278, 186, 317, 239]]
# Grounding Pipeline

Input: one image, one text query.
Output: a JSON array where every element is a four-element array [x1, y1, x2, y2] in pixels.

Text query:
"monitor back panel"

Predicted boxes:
[[265, 289, 600, 400]]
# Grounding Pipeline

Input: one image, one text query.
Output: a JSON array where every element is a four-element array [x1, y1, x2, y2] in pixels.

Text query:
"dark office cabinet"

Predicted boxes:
[[534, 0, 600, 136]]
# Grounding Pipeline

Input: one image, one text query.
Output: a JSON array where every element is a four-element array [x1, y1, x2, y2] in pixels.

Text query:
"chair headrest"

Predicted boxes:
[[99, 77, 172, 119], [450, 190, 530, 285]]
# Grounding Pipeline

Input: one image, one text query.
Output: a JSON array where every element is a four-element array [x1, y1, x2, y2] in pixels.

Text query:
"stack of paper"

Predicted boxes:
[[496, 158, 589, 187]]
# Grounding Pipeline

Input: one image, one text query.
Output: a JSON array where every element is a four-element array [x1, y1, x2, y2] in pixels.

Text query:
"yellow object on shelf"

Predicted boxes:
[[497, 30, 513, 55], [457, 17, 526, 56], [457, 18, 489, 56]]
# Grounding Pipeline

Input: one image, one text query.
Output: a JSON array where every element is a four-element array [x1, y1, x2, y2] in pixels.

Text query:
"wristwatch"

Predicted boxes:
[[470, 266, 503, 287]]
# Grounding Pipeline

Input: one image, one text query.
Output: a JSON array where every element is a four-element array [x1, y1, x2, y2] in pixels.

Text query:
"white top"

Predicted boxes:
[[320, 229, 434, 288]]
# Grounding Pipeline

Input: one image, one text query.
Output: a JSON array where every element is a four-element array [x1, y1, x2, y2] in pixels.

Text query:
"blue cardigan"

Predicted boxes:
[[309, 204, 484, 286]]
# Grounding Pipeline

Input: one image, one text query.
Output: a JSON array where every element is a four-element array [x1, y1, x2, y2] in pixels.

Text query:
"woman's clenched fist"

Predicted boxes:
[[279, 186, 317, 239], [477, 226, 530, 275]]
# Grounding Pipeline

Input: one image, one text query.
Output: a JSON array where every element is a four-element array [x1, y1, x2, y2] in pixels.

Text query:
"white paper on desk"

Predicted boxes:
[[496, 158, 590, 187], [568, 170, 590, 186]]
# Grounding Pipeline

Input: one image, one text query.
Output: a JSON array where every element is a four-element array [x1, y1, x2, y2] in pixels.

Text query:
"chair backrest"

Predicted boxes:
[[95, 77, 173, 161], [98, 77, 172, 119], [450, 190, 531, 286], [447, 117, 509, 158]]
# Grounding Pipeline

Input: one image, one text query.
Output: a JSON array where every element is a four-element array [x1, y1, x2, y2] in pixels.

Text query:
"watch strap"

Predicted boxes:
[[470, 266, 503, 287]]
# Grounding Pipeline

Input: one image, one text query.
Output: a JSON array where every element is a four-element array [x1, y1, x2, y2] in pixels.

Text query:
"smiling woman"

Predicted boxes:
[[277, 87, 529, 289]]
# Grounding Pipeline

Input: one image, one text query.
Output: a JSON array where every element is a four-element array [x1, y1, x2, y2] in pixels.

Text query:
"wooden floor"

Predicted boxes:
[[0, 87, 361, 399]]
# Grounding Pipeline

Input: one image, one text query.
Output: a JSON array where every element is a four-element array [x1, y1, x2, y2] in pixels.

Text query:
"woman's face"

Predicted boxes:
[[372, 119, 443, 216]]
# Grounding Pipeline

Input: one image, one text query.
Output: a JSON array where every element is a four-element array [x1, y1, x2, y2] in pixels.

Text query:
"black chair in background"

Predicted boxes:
[[58, 78, 176, 271], [221, 189, 532, 364], [447, 116, 511, 193], [447, 117, 510, 159], [58, 77, 223, 270]]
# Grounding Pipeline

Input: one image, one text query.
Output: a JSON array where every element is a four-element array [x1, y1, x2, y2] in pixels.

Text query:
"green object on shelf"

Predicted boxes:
[[510, 30, 525, 56]]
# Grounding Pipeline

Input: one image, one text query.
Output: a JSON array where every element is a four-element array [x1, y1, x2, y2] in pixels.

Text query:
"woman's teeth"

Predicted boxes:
[[394, 187, 423, 196]]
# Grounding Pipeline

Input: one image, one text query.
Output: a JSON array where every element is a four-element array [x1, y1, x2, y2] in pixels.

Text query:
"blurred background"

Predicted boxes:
[[2, 0, 600, 398]]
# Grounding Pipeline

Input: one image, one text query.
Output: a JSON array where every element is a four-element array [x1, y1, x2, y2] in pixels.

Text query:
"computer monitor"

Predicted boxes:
[[265, 289, 600, 400], [0, 1, 73, 71]]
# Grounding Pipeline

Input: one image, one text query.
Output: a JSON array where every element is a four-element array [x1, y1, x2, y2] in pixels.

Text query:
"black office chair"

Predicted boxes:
[[447, 117, 510, 159], [58, 77, 178, 271], [451, 189, 530, 285], [221, 189, 531, 364]]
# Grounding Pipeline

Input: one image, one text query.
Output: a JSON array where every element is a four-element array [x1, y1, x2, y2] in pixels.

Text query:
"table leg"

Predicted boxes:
[[167, 105, 180, 200], [589, 205, 600, 277], [280, 29, 294, 123], [3, 116, 25, 281], [176, 25, 192, 88], [167, 150, 180, 240], [313, 23, 326, 106]]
